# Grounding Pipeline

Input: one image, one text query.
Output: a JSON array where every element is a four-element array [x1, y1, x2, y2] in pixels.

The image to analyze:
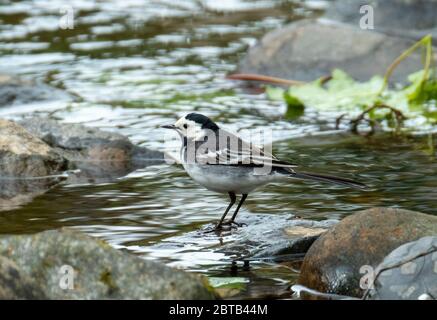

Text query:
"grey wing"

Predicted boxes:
[[197, 129, 297, 169]]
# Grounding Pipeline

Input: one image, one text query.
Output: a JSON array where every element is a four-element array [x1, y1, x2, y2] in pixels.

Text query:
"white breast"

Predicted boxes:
[[182, 163, 282, 194]]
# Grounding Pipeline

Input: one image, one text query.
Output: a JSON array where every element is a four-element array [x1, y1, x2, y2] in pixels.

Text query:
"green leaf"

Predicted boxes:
[[267, 86, 305, 119], [262, 34, 437, 131], [283, 91, 304, 108], [265, 86, 286, 101], [288, 69, 383, 112], [267, 67, 437, 129]]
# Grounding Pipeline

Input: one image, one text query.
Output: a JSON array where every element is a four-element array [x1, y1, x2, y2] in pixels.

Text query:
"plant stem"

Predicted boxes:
[[379, 35, 432, 95], [227, 73, 306, 86]]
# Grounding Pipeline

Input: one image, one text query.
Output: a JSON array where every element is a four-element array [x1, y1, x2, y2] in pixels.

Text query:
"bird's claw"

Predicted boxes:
[[203, 220, 246, 234], [231, 221, 246, 228], [220, 220, 247, 228]]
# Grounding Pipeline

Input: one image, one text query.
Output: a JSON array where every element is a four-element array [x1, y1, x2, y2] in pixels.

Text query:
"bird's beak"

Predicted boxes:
[[161, 124, 176, 130]]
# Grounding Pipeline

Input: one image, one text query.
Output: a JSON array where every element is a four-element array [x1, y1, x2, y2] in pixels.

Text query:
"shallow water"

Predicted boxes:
[[0, 0, 436, 299]]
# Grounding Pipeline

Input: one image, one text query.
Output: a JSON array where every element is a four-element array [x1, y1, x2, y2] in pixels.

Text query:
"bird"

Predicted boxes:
[[161, 113, 367, 230]]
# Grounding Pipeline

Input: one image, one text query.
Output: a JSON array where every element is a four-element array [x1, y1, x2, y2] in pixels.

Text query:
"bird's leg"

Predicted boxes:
[[223, 194, 248, 227], [215, 192, 236, 230]]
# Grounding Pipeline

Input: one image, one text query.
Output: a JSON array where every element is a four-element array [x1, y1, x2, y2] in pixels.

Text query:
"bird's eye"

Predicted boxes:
[[183, 124, 188, 129]]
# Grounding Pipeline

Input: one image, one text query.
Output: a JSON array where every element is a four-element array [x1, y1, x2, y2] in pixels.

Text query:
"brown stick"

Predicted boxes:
[[349, 104, 406, 133], [335, 113, 347, 129], [227, 73, 306, 86]]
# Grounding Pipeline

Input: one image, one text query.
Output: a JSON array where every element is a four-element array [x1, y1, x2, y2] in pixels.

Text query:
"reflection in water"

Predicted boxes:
[[0, 1, 435, 298]]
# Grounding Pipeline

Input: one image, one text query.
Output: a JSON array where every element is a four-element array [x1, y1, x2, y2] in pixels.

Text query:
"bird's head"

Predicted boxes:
[[161, 113, 219, 141]]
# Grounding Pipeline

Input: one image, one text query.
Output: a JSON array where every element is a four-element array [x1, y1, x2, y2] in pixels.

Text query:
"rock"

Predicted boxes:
[[236, 19, 437, 84], [0, 256, 46, 299], [365, 236, 437, 300], [0, 119, 67, 211], [218, 214, 338, 259], [144, 213, 338, 265], [325, 0, 437, 41], [0, 229, 214, 299], [0, 117, 164, 210], [298, 208, 437, 298], [0, 74, 72, 107], [0, 119, 67, 177], [142, 213, 337, 299], [19, 117, 165, 181]]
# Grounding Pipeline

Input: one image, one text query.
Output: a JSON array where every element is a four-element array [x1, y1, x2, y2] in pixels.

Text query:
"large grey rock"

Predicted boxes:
[[0, 256, 46, 299], [325, 0, 437, 40], [237, 19, 437, 83], [0, 119, 67, 211], [19, 117, 164, 181], [298, 208, 437, 299], [0, 74, 72, 107], [0, 119, 67, 177], [0, 229, 214, 299], [0, 117, 164, 210], [365, 236, 437, 300]]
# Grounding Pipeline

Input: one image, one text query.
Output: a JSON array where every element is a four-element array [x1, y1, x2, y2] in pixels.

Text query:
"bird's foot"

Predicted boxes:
[[221, 220, 247, 228], [203, 220, 246, 234], [203, 224, 231, 234]]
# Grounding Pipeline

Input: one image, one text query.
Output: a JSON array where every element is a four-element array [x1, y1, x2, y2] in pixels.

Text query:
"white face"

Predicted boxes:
[[174, 116, 206, 141]]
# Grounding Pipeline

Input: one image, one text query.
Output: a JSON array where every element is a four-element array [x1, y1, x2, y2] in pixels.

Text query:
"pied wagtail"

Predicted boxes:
[[162, 113, 366, 230]]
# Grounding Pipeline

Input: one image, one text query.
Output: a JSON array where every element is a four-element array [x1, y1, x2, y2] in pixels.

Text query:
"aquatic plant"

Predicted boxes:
[[232, 35, 437, 135]]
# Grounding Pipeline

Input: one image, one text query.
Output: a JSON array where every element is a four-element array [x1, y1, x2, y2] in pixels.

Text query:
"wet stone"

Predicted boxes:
[[0, 118, 68, 211], [0, 118, 68, 177], [0, 256, 46, 299], [0, 74, 72, 107], [0, 117, 165, 211], [142, 213, 338, 265], [298, 208, 437, 299], [19, 117, 165, 182], [365, 236, 437, 300], [0, 229, 214, 299]]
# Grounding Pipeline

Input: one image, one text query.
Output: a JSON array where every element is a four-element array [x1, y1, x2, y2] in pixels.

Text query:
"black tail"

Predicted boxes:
[[292, 171, 368, 190]]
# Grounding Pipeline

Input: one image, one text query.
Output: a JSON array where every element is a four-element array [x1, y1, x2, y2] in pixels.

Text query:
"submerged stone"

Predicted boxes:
[[144, 213, 338, 263], [0, 74, 72, 107]]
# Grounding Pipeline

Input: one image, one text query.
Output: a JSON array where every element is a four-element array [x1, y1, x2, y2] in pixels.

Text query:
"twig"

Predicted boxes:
[[335, 113, 347, 129], [227, 73, 306, 86], [348, 104, 406, 134]]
